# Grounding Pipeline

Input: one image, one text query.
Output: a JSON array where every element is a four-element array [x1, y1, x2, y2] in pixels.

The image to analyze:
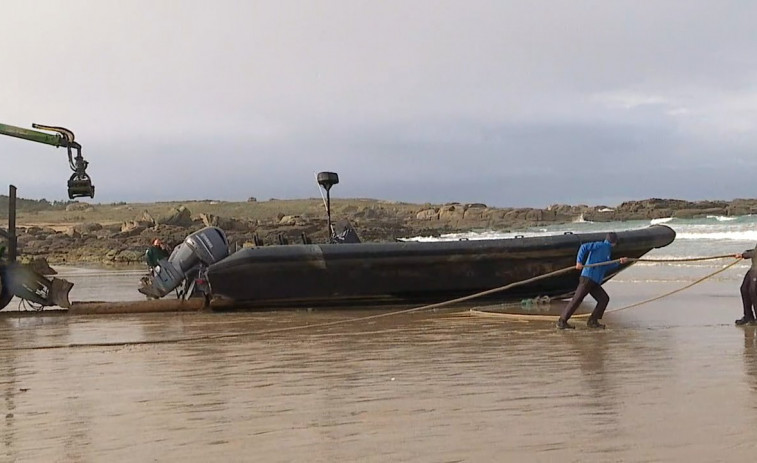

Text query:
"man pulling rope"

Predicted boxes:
[[735, 243, 757, 326], [557, 232, 628, 330]]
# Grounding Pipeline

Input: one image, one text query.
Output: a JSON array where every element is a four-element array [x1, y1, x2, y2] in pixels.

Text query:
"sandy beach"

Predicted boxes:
[[1, 262, 756, 462]]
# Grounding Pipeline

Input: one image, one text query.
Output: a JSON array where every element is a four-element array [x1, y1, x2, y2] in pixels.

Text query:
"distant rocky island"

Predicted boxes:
[[2, 195, 757, 265]]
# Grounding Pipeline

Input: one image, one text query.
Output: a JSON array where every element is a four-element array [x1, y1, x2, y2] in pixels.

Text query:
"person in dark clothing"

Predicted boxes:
[[557, 232, 629, 330], [735, 245, 757, 325], [145, 238, 170, 269]]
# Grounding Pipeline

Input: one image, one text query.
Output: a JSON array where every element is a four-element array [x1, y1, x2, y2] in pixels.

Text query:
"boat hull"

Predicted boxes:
[[206, 225, 676, 308]]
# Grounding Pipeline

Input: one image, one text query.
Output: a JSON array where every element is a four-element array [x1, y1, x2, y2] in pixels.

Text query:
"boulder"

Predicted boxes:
[[140, 210, 156, 227], [64, 226, 81, 239], [105, 248, 124, 261], [439, 205, 465, 221], [157, 205, 193, 227], [524, 209, 544, 222], [416, 208, 439, 220], [121, 221, 141, 233], [114, 249, 145, 263], [220, 217, 253, 231], [74, 222, 103, 235], [23, 226, 43, 235], [65, 202, 92, 212], [16, 234, 36, 247], [117, 223, 146, 237], [103, 223, 123, 233], [279, 215, 299, 226], [198, 213, 251, 231], [463, 206, 487, 221], [198, 213, 219, 227]]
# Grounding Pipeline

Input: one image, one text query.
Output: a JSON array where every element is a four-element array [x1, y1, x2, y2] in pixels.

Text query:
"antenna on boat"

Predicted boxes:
[[316, 171, 339, 241]]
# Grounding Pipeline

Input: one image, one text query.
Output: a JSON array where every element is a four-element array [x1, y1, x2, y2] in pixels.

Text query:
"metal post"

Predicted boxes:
[[8, 185, 16, 262], [326, 188, 332, 240]]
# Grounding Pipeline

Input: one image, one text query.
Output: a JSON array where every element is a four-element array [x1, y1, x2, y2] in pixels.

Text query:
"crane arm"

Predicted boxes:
[[0, 123, 76, 148], [0, 122, 94, 199]]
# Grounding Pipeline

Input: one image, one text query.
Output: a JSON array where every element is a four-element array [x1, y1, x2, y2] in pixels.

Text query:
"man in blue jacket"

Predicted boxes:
[[557, 232, 628, 329]]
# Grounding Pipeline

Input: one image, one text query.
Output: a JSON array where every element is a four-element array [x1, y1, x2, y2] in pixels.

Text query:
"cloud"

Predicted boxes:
[[2, 1, 757, 207], [593, 91, 670, 110]]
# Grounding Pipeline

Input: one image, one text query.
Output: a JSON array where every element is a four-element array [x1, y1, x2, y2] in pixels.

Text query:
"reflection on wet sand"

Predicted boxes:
[[742, 326, 757, 393], [2, 279, 757, 461]]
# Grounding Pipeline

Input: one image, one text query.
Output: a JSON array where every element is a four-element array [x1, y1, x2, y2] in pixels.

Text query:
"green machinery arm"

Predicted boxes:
[[0, 123, 95, 199]]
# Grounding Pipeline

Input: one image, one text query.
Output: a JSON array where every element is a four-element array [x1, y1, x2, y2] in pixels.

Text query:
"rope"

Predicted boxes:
[[633, 254, 738, 263], [0, 254, 744, 351], [604, 258, 741, 315], [471, 257, 743, 321]]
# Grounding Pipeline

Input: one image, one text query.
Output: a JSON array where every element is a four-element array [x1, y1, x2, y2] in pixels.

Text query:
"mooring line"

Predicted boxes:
[[0, 254, 744, 351], [605, 258, 742, 315], [633, 254, 737, 263], [474, 257, 743, 321]]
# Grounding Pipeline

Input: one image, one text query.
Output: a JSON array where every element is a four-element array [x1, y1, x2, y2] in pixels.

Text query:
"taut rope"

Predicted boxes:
[[474, 256, 742, 321]]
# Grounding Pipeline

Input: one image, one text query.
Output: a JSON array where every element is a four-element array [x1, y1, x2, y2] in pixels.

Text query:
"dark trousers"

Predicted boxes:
[[560, 276, 610, 322], [740, 269, 757, 320]]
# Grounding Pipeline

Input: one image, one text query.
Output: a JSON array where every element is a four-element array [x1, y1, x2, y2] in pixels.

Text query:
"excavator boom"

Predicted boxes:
[[0, 123, 69, 148], [0, 122, 95, 199]]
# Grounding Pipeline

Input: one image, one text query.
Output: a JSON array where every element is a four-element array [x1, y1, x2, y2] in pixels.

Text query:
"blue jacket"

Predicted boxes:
[[577, 240, 619, 284]]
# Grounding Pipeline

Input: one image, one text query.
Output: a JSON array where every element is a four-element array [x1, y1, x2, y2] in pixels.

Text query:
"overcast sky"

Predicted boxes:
[[2, 0, 756, 207]]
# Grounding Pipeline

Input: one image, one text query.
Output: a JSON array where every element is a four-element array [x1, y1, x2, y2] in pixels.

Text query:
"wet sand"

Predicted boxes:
[[2, 271, 757, 461]]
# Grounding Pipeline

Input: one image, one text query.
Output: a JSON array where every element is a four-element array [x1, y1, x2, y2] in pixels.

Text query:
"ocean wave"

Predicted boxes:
[[572, 214, 593, 224], [407, 229, 757, 243], [706, 215, 738, 222], [676, 231, 757, 241], [403, 217, 757, 243], [402, 231, 533, 241]]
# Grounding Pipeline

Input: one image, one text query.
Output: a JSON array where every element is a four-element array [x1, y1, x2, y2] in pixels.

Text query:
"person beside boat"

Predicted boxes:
[[734, 245, 757, 326], [557, 232, 628, 330], [145, 238, 170, 271]]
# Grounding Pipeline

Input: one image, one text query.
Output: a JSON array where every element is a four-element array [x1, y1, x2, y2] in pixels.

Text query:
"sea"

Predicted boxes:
[[2, 215, 757, 462], [408, 214, 757, 286]]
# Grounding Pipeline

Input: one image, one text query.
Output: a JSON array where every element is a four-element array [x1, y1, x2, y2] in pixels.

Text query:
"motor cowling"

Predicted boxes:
[[139, 227, 229, 298]]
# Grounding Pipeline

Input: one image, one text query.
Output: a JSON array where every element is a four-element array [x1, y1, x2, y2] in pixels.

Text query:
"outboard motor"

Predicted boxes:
[[139, 226, 229, 299]]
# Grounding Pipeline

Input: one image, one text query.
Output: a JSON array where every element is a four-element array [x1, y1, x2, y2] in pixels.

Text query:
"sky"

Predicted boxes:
[[2, 0, 756, 208]]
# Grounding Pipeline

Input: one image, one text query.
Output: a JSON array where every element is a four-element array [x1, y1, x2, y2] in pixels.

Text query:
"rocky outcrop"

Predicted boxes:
[[582, 198, 748, 222], [9, 196, 757, 265]]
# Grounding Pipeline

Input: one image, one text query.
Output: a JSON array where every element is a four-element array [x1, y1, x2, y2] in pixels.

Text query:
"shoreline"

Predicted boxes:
[[2, 195, 756, 265]]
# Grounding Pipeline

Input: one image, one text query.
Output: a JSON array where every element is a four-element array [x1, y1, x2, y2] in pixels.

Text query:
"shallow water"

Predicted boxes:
[[2, 261, 757, 462]]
